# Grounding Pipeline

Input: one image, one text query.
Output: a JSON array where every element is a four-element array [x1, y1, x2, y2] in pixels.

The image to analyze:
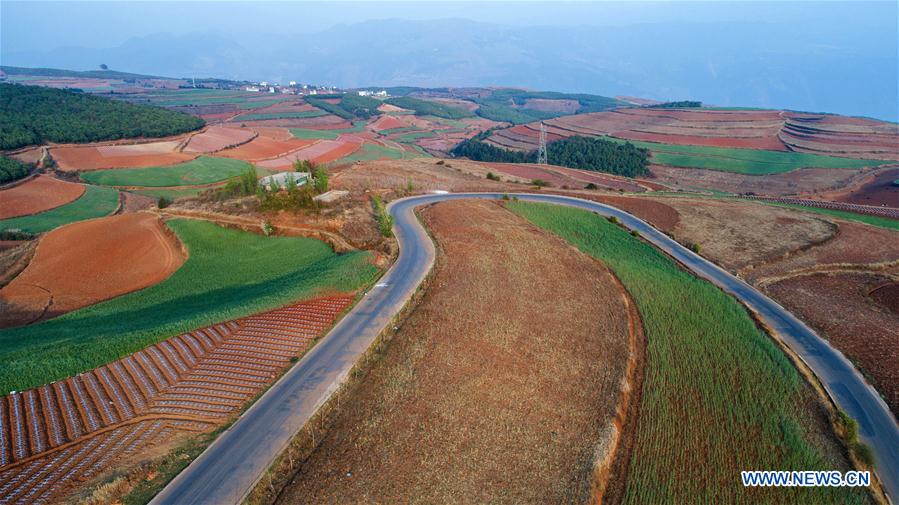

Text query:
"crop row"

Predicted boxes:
[[0, 295, 353, 503]]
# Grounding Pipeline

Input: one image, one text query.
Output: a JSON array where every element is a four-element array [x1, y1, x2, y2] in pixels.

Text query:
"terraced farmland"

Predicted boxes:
[[0, 185, 120, 233], [0, 296, 352, 505], [0, 219, 380, 393], [509, 202, 868, 504], [80, 156, 253, 187]]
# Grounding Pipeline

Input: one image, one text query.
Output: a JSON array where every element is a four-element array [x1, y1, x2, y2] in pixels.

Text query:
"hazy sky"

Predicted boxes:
[[2, 2, 896, 119], [3, 1, 895, 52]]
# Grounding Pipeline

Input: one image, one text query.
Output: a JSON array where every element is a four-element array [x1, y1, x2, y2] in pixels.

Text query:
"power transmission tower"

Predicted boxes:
[[537, 121, 548, 165]]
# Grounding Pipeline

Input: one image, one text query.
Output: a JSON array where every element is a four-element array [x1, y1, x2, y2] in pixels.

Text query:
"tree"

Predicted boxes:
[[99, 64, 109, 70], [313, 166, 329, 194]]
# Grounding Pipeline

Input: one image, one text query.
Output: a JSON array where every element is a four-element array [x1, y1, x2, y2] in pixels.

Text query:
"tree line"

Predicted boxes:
[[0, 83, 205, 150], [452, 135, 650, 178]]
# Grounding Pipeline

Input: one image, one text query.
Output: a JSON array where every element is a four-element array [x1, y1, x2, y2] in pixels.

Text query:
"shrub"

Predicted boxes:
[[0, 229, 35, 241], [372, 195, 394, 237], [531, 179, 550, 188], [631, 229, 640, 237], [486, 172, 500, 181], [607, 216, 619, 224], [501, 193, 510, 201], [261, 220, 274, 236], [585, 183, 598, 190], [157, 196, 171, 209], [691, 242, 701, 254], [854, 442, 874, 466]]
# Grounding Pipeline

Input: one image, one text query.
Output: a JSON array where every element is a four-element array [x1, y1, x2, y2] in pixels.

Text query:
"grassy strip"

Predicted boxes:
[[289, 128, 340, 140], [508, 202, 869, 504], [234, 110, 327, 121], [602, 136, 888, 174], [237, 99, 286, 111], [131, 187, 209, 200], [0, 185, 119, 233], [81, 156, 252, 187], [394, 131, 435, 142], [0, 219, 380, 392]]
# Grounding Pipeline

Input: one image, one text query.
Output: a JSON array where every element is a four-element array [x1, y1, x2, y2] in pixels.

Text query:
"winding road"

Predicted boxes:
[[152, 193, 899, 505]]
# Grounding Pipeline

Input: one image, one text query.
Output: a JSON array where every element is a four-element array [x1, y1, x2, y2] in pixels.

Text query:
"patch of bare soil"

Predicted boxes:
[[660, 198, 837, 273], [277, 200, 632, 504], [651, 165, 856, 196], [746, 220, 899, 283], [766, 271, 899, 415], [0, 240, 37, 289], [120, 191, 158, 213], [870, 282, 899, 315], [584, 194, 681, 232], [330, 158, 514, 193]]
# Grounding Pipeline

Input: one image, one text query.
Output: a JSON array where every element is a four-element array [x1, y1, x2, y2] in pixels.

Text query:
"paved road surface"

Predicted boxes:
[[152, 193, 898, 504]]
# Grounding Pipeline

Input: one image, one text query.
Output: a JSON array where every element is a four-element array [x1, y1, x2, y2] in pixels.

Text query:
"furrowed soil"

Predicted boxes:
[[277, 200, 632, 504], [0, 213, 185, 327]]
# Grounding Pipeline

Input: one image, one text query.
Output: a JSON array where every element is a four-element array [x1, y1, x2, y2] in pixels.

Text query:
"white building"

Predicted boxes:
[[259, 172, 309, 191]]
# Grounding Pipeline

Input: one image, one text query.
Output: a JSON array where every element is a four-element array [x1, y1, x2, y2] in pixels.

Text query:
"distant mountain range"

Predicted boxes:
[[3, 18, 896, 121]]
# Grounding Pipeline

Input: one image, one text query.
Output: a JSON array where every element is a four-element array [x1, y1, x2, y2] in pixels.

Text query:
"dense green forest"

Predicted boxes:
[[451, 138, 534, 163], [0, 155, 30, 183], [452, 135, 650, 177], [0, 84, 204, 150], [385, 97, 473, 119], [547, 136, 650, 176]]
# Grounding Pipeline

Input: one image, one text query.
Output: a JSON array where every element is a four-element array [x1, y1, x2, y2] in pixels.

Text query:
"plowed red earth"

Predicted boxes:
[[51, 142, 195, 171], [0, 296, 353, 504], [370, 115, 410, 131], [183, 126, 255, 153], [218, 136, 314, 162], [255, 139, 361, 170], [0, 214, 185, 327], [831, 168, 899, 207], [0, 177, 85, 220]]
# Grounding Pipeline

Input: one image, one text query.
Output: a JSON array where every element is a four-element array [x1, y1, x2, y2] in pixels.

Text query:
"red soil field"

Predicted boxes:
[[253, 127, 297, 141], [0, 296, 353, 504], [0, 176, 85, 220], [182, 126, 256, 154], [871, 282, 899, 315], [829, 168, 899, 207], [0, 214, 185, 327], [218, 136, 314, 162], [588, 195, 680, 232], [485, 162, 645, 192], [370, 115, 410, 131], [255, 139, 361, 170], [51, 141, 195, 172], [231, 116, 349, 129]]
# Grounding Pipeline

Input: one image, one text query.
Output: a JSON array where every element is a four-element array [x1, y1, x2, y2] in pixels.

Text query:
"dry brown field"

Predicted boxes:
[[276, 200, 633, 504]]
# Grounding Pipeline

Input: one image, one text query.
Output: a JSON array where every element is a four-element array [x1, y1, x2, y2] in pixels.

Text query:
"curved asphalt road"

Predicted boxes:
[[152, 192, 898, 505]]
